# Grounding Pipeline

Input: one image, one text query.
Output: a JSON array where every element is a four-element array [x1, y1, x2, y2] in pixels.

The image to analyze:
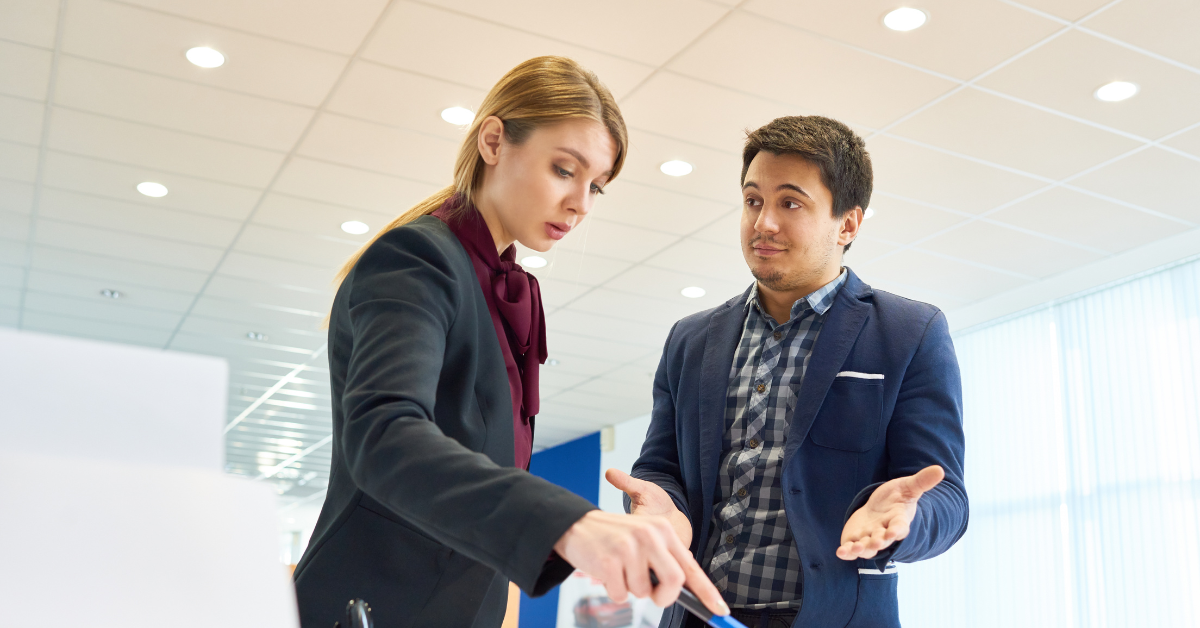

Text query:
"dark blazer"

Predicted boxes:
[[631, 269, 968, 628], [294, 216, 595, 628]]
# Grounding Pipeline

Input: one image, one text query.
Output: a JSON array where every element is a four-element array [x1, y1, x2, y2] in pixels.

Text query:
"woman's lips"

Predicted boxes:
[[545, 222, 570, 240]]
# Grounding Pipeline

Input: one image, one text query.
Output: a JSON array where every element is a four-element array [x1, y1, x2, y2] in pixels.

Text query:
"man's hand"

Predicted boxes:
[[553, 510, 729, 615], [604, 468, 692, 548], [837, 465, 944, 561]]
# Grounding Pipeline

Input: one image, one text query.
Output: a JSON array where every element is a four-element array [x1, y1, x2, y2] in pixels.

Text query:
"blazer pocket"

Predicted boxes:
[[808, 377, 884, 452]]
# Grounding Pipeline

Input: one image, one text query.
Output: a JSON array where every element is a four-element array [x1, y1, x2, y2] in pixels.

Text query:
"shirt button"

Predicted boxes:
[[748, 439, 759, 449], [756, 383, 766, 393], [726, 534, 735, 544], [737, 488, 748, 498], [773, 331, 782, 341]]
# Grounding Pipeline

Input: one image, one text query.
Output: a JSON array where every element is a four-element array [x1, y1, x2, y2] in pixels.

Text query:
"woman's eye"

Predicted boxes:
[[556, 166, 572, 178], [591, 184, 605, 195]]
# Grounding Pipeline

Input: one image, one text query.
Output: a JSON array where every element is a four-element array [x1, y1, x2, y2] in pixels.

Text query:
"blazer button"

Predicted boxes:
[[737, 488, 748, 498], [756, 383, 766, 393]]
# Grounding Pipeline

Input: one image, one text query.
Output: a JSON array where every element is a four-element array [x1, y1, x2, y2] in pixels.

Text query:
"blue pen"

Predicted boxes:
[[650, 572, 748, 628]]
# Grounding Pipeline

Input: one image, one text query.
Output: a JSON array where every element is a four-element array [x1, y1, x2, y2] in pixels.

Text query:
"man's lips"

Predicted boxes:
[[752, 244, 786, 256], [545, 222, 571, 240]]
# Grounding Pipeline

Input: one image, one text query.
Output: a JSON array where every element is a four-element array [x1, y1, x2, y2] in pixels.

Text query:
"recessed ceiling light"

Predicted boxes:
[[1094, 81, 1138, 102], [246, 332, 267, 341], [186, 46, 225, 68], [441, 106, 475, 125], [100, 289, 122, 299], [547, 358, 560, 366], [883, 7, 928, 31], [341, 220, 369, 235], [660, 160, 693, 177], [864, 207, 875, 219], [681, 286, 706, 298], [521, 255, 548, 268], [137, 181, 168, 197]]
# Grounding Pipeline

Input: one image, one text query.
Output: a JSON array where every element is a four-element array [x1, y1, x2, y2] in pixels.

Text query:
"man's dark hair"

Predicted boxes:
[[741, 116, 872, 253]]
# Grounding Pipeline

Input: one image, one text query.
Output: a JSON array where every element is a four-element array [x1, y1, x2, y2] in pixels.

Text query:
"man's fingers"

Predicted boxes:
[[907, 465, 945, 495], [604, 468, 641, 495], [670, 540, 729, 615]]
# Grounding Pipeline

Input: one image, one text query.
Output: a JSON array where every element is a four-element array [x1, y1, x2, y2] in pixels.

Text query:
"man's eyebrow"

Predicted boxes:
[[741, 181, 813, 201], [742, 181, 759, 190]]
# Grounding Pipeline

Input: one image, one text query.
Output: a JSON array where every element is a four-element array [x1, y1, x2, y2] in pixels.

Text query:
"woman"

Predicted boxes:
[[293, 57, 726, 628]]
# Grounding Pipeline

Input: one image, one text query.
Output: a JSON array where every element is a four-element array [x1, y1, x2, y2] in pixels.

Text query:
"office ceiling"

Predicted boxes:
[[2, 0, 1198, 507]]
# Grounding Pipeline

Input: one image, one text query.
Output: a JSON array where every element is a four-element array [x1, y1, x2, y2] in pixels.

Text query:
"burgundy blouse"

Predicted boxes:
[[433, 199, 547, 470]]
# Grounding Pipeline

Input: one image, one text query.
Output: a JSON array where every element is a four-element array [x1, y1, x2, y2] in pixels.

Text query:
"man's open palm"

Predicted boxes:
[[837, 465, 944, 560]]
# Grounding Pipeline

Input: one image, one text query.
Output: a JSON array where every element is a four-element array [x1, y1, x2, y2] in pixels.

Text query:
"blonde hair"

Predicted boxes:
[[332, 55, 628, 289]]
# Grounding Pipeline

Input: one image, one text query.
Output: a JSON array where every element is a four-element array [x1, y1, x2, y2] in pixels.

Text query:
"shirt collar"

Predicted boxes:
[[745, 267, 848, 322]]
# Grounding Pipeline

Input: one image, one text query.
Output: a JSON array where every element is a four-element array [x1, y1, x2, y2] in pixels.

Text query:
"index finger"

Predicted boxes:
[[668, 538, 730, 616]]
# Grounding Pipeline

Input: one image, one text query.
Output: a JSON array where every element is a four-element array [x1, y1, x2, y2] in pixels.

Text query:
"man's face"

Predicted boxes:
[[739, 151, 852, 293]]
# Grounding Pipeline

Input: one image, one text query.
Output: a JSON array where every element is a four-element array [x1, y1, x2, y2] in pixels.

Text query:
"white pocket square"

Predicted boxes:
[[836, 371, 884, 380]]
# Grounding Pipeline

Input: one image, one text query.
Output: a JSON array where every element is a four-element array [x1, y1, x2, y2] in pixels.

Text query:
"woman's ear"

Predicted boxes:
[[477, 116, 504, 166]]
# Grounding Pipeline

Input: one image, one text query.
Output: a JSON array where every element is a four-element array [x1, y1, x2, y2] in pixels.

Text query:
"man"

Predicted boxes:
[[608, 116, 968, 628]]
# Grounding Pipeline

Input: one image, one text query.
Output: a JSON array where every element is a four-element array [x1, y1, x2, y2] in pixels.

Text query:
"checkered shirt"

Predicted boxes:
[[702, 269, 847, 610]]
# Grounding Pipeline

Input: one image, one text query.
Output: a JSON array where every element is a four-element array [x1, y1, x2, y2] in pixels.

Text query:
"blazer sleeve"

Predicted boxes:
[[339, 226, 595, 595], [628, 323, 692, 524], [846, 309, 969, 568]]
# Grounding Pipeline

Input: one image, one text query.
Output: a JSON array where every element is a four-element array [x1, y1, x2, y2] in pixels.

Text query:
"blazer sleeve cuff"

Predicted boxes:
[[509, 490, 597, 596]]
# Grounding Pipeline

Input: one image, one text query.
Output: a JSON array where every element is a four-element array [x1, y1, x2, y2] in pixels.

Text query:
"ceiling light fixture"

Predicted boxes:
[[547, 358, 560, 366], [441, 106, 475, 125], [521, 255, 548, 268], [136, 181, 168, 197], [864, 208, 875, 219], [883, 7, 928, 31], [1094, 81, 1138, 102], [660, 160, 693, 177], [186, 46, 225, 68], [246, 332, 267, 341], [100, 289, 122, 299], [341, 220, 369, 235], [681, 286, 706, 298]]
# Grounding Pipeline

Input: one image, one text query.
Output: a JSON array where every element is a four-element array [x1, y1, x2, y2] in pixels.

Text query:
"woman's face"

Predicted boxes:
[[474, 117, 618, 253]]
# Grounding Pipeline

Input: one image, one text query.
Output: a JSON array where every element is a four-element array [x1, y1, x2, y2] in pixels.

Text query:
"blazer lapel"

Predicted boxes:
[[786, 271, 872, 460], [697, 286, 753, 511]]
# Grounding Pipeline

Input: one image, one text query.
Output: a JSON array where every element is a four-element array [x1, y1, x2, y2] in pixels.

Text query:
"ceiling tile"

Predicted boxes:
[[176, 316, 323, 351], [0, 286, 19, 308], [0, 140, 39, 182], [22, 290, 182, 328], [233, 223, 360, 269], [667, 11, 958, 129], [515, 244, 632, 287], [118, 0, 388, 54], [325, 61, 485, 142], [0, 40, 52, 101], [216, 251, 334, 292], [988, 186, 1184, 254], [30, 246, 210, 293], [168, 330, 318, 361], [0, 179, 34, 215], [297, 113, 457, 186], [62, 0, 347, 107], [0, 209, 30, 240], [254, 193, 390, 240], [553, 218, 679, 263], [0, 238, 28, 267], [596, 181, 734, 237], [0, 263, 23, 289], [1014, 0, 1113, 21], [0, 0, 60, 48], [976, 29, 1200, 140], [858, 196, 968, 244], [47, 109, 286, 187], [38, 188, 242, 248], [189, 296, 325, 331], [843, 235, 901, 266], [54, 56, 314, 151], [642, 237, 755, 285], [273, 157, 440, 214], [204, 275, 333, 313], [565, 287, 717, 327], [917, 221, 1104, 279], [535, 277, 590, 309], [361, 2, 654, 99], [547, 389, 651, 422], [40, 151, 262, 221], [743, 0, 1061, 81], [537, 351, 621, 378], [21, 310, 172, 347], [690, 207, 742, 248], [545, 309, 671, 350], [0, 94, 44, 145], [856, 248, 1029, 302], [548, 329, 657, 365], [33, 220, 224, 271], [1164, 124, 1200, 158], [868, 134, 1049, 214], [571, 376, 653, 409], [853, 272, 973, 311], [1083, 0, 1200, 69], [428, 0, 728, 67], [0, 305, 16, 326], [1069, 147, 1200, 224], [888, 87, 1142, 180], [602, 264, 747, 312], [617, 127, 744, 206]]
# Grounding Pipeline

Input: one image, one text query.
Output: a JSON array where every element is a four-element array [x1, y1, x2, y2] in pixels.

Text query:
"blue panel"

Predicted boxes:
[[519, 432, 601, 628]]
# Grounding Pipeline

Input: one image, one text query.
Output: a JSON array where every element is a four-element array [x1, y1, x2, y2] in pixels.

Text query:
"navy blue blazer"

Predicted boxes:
[[630, 269, 968, 628]]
